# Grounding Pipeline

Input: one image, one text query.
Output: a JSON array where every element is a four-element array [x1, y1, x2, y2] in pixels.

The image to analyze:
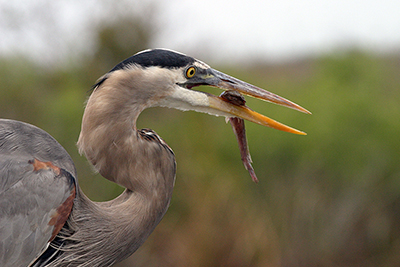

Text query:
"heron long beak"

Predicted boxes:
[[204, 68, 310, 135]]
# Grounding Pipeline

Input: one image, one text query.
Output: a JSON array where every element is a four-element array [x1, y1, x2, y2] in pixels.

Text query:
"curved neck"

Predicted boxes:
[[49, 68, 177, 266], [76, 67, 176, 248], [77, 68, 176, 196]]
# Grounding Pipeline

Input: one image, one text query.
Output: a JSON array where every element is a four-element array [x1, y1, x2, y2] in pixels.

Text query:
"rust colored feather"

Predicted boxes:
[[28, 158, 76, 242], [29, 158, 61, 176], [48, 185, 76, 242]]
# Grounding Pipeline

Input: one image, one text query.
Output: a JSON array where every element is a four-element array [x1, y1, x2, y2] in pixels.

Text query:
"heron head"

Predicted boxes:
[[97, 48, 310, 135]]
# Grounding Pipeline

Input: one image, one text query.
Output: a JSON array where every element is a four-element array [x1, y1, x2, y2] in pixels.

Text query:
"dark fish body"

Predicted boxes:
[[219, 91, 259, 183]]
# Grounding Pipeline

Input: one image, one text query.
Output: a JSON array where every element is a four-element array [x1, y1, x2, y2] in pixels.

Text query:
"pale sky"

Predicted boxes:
[[1, 0, 399, 63], [157, 0, 400, 62]]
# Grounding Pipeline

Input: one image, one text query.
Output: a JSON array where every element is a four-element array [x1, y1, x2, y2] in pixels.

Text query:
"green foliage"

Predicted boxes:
[[1, 46, 400, 266]]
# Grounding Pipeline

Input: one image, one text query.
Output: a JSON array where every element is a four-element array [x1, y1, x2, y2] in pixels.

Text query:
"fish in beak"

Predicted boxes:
[[202, 68, 310, 135], [167, 65, 311, 182], [201, 68, 310, 182]]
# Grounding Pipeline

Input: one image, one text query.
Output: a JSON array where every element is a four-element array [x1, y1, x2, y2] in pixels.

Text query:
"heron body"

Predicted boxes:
[[0, 49, 309, 266]]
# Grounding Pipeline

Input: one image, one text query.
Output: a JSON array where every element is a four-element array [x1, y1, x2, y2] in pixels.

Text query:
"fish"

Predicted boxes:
[[220, 90, 259, 183]]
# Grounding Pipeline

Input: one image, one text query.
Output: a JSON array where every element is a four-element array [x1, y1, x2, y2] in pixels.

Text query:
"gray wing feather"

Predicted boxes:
[[0, 119, 77, 267]]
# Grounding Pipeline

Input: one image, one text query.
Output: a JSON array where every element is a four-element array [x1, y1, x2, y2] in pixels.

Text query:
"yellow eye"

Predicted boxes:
[[186, 66, 196, 78]]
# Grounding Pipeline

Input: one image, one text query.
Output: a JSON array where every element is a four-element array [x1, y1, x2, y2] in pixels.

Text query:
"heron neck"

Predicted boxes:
[[55, 67, 178, 265], [71, 114, 176, 265], [77, 70, 176, 206]]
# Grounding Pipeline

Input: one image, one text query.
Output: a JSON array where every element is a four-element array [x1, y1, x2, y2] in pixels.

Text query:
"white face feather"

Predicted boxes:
[[156, 84, 233, 118], [139, 65, 211, 111], [142, 62, 231, 118], [193, 60, 210, 69], [157, 85, 210, 110]]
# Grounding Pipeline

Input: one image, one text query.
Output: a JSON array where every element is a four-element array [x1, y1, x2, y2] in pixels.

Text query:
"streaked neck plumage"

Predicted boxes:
[[64, 66, 176, 265], [78, 67, 176, 195]]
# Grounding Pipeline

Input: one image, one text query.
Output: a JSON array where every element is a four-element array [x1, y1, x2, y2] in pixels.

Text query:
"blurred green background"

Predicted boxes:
[[1, 1, 400, 267]]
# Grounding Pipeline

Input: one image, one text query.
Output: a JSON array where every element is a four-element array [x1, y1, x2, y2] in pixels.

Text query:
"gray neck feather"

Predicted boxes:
[[47, 68, 176, 266]]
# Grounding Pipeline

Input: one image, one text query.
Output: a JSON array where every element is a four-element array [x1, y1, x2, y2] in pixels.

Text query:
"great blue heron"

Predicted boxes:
[[0, 49, 309, 267]]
